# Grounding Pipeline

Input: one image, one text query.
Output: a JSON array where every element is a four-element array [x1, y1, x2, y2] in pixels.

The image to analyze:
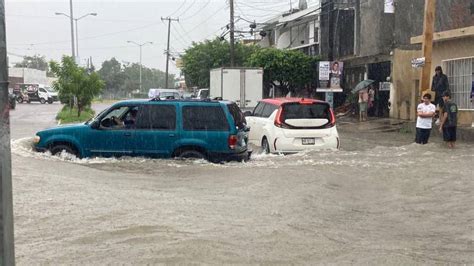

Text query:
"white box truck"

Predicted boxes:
[[210, 67, 263, 109]]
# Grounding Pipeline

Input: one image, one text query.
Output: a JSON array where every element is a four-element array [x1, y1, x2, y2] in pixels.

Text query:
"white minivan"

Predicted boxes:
[[245, 98, 340, 153]]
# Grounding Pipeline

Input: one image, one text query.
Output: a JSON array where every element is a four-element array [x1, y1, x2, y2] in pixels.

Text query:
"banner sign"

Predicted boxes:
[[384, 0, 395, 13], [411, 57, 426, 68], [317, 61, 343, 92]]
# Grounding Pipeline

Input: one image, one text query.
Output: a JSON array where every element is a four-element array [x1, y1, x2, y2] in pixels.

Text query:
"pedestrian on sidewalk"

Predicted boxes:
[[431, 66, 449, 110], [439, 91, 458, 149], [358, 88, 369, 122], [415, 93, 436, 144]]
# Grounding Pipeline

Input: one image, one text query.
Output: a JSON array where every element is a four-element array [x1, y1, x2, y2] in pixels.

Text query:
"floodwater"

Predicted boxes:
[[9, 103, 474, 264]]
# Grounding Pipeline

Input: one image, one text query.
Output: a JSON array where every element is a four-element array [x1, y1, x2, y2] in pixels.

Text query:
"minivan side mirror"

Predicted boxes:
[[243, 111, 252, 116]]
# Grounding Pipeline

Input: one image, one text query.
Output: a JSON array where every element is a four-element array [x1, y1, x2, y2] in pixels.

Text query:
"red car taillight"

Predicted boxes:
[[274, 107, 289, 128], [327, 108, 336, 128], [228, 135, 238, 149]]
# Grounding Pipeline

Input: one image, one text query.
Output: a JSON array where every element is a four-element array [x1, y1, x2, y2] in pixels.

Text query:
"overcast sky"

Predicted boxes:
[[5, 0, 320, 75]]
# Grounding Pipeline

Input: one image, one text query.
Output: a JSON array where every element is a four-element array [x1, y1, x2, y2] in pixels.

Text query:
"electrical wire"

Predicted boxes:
[[180, 0, 212, 20]]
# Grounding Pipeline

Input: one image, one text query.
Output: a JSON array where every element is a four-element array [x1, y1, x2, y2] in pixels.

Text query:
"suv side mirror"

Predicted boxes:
[[90, 121, 100, 129], [243, 111, 252, 116]]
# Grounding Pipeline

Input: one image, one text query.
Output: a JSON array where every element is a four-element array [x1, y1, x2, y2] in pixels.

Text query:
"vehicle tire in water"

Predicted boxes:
[[261, 137, 270, 154], [50, 144, 78, 157], [40, 98, 46, 104], [177, 149, 206, 160]]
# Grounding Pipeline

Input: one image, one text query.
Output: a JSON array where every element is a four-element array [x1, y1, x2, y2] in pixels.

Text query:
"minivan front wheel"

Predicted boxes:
[[176, 149, 206, 160], [261, 138, 270, 154]]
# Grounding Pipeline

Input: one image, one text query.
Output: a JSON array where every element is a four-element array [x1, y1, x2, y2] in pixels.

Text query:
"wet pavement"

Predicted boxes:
[[9, 102, 474, 264]]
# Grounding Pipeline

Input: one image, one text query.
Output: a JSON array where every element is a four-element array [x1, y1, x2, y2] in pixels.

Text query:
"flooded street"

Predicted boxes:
[[9, 103, 474, 264]]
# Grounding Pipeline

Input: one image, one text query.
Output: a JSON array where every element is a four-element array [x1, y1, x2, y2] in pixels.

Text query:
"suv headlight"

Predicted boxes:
[[33, 135, 41, 144]]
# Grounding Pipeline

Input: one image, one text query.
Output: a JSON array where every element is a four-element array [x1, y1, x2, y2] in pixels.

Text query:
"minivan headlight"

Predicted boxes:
[[33, 135, 41, 144]]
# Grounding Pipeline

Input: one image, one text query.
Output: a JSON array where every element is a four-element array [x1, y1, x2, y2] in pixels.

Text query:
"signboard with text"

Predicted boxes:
[[317, 61, 343, 92]]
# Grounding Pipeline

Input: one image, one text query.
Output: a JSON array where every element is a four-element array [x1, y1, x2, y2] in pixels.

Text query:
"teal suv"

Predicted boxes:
[[34, 99, 251, 162]]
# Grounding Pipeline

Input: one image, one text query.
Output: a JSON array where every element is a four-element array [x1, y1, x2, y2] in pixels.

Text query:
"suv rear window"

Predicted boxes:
[[136, 105, 176, 130], [183, 106, 229, 131], [227, 103, 246, 129], [282, 102, 330, 120]]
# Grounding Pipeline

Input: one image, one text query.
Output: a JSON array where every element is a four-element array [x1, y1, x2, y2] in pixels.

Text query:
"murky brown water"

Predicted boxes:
[[9, 103, 474, 264]]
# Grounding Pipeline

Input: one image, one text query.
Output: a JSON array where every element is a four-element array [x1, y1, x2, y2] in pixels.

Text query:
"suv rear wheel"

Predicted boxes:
[[50, 144, 78, 157], [176, 149, 206, 160]]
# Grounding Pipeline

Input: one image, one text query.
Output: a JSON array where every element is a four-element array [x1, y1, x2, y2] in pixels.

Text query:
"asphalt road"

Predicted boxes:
[[9, 102, 474, 264]]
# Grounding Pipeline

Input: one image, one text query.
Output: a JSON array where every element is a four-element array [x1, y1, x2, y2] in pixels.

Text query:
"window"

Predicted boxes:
[[227, 103, 246, 129], [252, 102, 266, 117], [103, 106, 129, 121], [261, 103, 278, 117], [282, 103, 330, 120], [444, 57, 473, 109], [136, 105, 176, 130], [183, 106, 229, 131]]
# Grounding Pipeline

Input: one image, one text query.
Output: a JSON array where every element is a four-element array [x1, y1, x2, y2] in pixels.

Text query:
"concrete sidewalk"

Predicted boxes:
[[337, 116, 474, 142]]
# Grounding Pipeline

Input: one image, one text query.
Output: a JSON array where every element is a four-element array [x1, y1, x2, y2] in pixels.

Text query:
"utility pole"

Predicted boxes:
[[69, 0, 75, 60], [419, 0, 436, 97], [229, 0, 235, 67], [127, 41, 153, 93], [161, 17, 178, 88], [0, 0, 16, 264], [55, 12, 97, 62]]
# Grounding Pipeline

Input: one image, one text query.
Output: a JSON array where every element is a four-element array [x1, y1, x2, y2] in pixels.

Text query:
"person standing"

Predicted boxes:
[[358, 88, 369, 122], [431, 66, 449, 109], [415, 93, 436, 144], [439, 91, 458, 149]]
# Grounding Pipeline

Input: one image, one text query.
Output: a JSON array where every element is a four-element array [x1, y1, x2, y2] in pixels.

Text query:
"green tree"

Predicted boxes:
[[246, 48, 318, 96], [50, 56, 104, 117], [97, 58, 174, 98], [181, 38, 260, 88]]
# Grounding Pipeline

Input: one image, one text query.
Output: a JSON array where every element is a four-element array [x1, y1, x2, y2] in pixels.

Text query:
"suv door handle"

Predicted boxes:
[[124, 132, 132, 137]]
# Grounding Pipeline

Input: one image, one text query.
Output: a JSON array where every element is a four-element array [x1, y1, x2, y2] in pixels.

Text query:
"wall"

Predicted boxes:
[[358, 0, 394, 57], [391, 49, 421, 120], [394, 0, 473, 49], [431, 37, 474, 75], [8, 67, 48, 85]]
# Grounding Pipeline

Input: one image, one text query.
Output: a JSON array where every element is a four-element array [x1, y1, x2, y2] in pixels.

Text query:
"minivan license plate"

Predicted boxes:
[[302, 138, 315, 145]]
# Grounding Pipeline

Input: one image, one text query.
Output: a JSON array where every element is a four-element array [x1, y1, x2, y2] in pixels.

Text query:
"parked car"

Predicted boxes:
[[148, 88, 182, 100], [34, 99, 251, 162], [15, 84, 56, 104], [245, 98, 339, 153], [8, 93, 16, 110]]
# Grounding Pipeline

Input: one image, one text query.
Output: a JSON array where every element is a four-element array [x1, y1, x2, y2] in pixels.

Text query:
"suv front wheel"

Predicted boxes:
[[50, 144, 79, 157]]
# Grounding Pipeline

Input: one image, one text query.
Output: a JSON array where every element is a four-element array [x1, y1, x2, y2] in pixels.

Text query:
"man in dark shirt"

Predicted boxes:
[[439, 91, 458, 149], [431, 66, 449, 109]]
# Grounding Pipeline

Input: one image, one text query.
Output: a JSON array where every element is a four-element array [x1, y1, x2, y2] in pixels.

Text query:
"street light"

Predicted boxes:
[[127, 41, 153, 92], [55, 11, 97, 60]]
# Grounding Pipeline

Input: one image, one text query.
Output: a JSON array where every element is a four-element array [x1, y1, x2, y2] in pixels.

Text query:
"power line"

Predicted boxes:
[[168, 0, 188, 17], [180, 0, 212, 20], [10, 22, 161, 46], [175, 0, 197, 18]]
